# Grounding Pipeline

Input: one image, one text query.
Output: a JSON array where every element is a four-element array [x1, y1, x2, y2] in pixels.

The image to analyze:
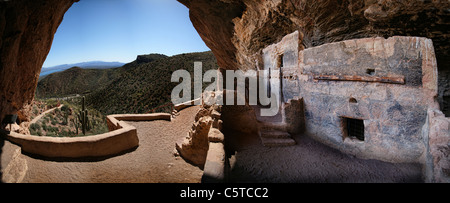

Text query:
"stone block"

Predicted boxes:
[[202, 142, 226, 183], [208, 127, 224, 143]]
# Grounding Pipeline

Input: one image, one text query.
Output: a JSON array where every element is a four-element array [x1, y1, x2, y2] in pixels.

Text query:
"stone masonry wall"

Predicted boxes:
[[262, 31, 301, 103], [297, 36, 439, 163]]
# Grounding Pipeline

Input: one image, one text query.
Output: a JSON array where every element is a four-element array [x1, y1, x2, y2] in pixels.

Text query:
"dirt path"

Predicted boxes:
[[225, 130, 423, 183], [2, 106, 203, 183], [29, 105, 64, 124]]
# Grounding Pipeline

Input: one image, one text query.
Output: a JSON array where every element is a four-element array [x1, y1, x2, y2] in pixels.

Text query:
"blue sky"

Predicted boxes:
[[43, 0, 209, 68]]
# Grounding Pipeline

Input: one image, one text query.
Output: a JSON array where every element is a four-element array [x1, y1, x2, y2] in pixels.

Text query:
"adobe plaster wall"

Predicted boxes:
[[262, 32, 441, 163]]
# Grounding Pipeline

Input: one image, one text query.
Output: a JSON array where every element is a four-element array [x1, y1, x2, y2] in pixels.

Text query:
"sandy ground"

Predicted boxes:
[[1, 106, 203, 183], [225, 129, 423, 183], [1, 104, 424, 183]]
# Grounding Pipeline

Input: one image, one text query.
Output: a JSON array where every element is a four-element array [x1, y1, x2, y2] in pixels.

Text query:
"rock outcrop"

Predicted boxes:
[[0, 0, 77, 124]]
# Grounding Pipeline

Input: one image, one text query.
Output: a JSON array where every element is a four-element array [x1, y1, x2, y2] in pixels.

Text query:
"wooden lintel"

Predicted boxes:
[[313, 74, 405, 84]]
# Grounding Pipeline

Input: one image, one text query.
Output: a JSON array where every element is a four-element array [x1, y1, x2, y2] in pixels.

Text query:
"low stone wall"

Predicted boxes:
[[174, 98, 201, 112], [5, 113, 171, 159], [106, 113, 171, 131], [174, 94, 228, 182], [202, 124, 226, 183], [6, 127, 138, 159]]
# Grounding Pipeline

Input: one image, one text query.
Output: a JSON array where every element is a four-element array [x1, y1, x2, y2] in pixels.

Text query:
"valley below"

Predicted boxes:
[[30, 51, 218, 137]]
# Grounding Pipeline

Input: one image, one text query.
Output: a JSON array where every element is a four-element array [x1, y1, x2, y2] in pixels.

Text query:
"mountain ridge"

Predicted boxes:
[[36, 51, 219, 115], [40, 61, 126, 78]]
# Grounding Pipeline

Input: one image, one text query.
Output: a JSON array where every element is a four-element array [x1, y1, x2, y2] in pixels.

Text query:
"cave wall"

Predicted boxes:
[[0, 0, 77, 124], [181, 0, 450, 115]]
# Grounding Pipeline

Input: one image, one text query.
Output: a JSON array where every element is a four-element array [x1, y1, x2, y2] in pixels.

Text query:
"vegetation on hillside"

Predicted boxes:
[[29, 98, 108, 137], [88, 51, 219, 114], [36, 51, 219, 115], [29, 99, 61, 121], [36, 66, 120, 98], [32, 51, 219, 137]]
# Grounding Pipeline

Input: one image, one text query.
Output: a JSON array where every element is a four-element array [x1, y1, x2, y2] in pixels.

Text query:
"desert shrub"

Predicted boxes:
[[30, 123, 41, 131], [47, 126, 58, 133], [60, 130, 69, 137], [61, 105, 69, 112], [30, 128, 36, 135], [33, 107, 39, 115], [42, 123, 48, 131], [45, 99, 59, 108]]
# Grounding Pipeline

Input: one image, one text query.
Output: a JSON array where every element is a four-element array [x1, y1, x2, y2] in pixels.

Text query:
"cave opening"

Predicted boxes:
[[37, 0, 210, 111], [7, 0, 211, 137]]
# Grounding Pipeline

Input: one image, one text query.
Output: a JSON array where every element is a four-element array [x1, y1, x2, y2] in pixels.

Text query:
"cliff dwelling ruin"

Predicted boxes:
[[0, 0, 449, 183], [259, 32, 439, 163]]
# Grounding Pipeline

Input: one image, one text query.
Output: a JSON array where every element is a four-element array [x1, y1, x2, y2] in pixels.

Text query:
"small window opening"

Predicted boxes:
[[277, 54, 284, 69], [366, 69, 375, 76], [349, 97, 357, 103], [344, 117, 365, 141]]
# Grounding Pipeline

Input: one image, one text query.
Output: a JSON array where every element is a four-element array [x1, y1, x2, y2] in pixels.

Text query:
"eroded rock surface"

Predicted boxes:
[[181, 0, 450, 114], [182, 0, 450, 69], [0, 0, 77, 123]]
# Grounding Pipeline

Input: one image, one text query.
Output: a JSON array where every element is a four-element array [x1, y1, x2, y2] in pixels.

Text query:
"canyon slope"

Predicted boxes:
[[36, 51, 219, 115]]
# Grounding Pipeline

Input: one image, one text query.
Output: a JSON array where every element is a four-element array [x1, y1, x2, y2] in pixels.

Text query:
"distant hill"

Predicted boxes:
[[36, 51, 219, 115], [87, 51, 218, 115], [36, 66, 120, 98], [135, 53, 168, 64], [40, 61, 126, 78]]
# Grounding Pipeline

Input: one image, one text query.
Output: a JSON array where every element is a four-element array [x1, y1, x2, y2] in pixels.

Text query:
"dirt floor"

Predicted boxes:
[[1, 106, 203, 183], [1, 104, 424, 183], [225, 129, 424, 183]]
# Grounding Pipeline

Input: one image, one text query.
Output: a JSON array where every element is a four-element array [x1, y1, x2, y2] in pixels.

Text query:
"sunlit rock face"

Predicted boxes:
[[0, 0, 77, 123]]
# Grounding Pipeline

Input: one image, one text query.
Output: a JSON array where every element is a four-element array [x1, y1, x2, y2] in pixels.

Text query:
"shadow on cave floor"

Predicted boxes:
[[224, 129, 423, 183]]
